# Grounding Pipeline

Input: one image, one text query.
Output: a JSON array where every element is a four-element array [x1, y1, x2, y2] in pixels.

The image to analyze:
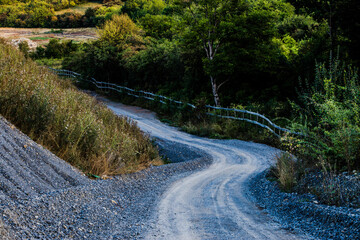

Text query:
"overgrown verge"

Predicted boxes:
[[0, 39, 161, 176], [88, 88, 282, 147], [272, 55, 360, 208]]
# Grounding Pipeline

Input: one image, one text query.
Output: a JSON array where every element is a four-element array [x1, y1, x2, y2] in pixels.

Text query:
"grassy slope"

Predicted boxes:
[[55, 1, 103, 15], [0, 39, 161, 176]]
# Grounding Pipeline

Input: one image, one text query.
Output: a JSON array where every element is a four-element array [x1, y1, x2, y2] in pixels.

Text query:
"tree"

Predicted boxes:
[[288, 0, 360, 64], [64, 14, 146, 85], [139, 14, 179, 39], [178, 0, 248, 106], [98, 14, 144, 51], [45, 39, 64, 58], [124, 39, 184, 91], [122, 0, 166, 19], [26, 0, 54, 27]]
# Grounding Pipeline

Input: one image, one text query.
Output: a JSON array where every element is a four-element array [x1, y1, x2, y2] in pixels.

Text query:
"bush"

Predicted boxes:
[[30, 39, 79, 61], [98, 14, 144, 48], [288, 54, 360, 171], [45, 39, 64, 58], [18, 41, 30, 58]]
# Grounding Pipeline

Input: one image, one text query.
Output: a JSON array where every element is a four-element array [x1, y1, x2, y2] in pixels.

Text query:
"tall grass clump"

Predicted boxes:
[[273, 152, 298, 192], [0, 39, 160, 176]]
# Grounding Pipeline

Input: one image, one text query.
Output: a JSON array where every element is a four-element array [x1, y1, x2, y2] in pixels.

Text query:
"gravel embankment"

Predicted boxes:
[[0, 116, 211, 239], [0, 116, 88, 201], [248, 171, 360, 240], [2, 107, 360, 239]]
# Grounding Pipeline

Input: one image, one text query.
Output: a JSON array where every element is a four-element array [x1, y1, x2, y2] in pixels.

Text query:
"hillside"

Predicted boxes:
[[0, 0, 120, 28], [0, 101, 213, 239], [0, 39, 161, 176], [55, 1, 103, 15]]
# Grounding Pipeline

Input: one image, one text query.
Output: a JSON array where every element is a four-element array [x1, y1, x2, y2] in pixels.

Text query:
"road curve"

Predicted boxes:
[[102, 99, 304, 240]]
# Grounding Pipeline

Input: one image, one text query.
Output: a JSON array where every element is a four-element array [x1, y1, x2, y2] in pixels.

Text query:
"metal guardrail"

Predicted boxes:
[[49, 67, 302, 137]]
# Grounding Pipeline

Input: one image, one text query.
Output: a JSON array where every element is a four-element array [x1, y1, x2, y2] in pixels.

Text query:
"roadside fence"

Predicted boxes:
[[49, 67, 302, 137]]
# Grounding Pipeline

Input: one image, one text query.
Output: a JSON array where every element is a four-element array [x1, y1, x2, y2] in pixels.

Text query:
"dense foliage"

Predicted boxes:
[[286, 56, 360, 171], [61, 0, 331, 112], [274, 57, 360, 200], [288, 0, 360, 64], [0, 0, 122, 27], [0, 0, 86, 11]]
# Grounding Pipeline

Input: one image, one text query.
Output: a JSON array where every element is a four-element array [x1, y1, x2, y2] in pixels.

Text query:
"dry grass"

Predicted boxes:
[[55, 2, 103, 15], [274, 152, 297, 192], [0, 39, 161, 176]]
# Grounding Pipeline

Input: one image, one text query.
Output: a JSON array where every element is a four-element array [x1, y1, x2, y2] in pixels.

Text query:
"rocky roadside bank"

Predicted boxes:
[[248, 171, 360, 240], [0, 115, 212, 239]]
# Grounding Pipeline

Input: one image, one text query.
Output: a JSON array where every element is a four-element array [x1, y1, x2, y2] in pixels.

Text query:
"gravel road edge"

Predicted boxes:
[[248, 170, 360, 240]]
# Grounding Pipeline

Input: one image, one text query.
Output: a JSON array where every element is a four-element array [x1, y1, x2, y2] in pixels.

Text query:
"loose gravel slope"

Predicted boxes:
[[0, 116, 88, 201], [0, 113, 211, 239]]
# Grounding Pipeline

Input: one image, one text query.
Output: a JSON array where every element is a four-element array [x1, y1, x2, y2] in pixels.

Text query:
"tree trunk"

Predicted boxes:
[[210, 75, 221, 106], [204, 38, 221, 106]]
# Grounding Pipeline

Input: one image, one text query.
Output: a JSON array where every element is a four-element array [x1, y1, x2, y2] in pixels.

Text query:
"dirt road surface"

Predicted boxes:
[[103, 98, 305, 239], [0, 27, 97, 48]]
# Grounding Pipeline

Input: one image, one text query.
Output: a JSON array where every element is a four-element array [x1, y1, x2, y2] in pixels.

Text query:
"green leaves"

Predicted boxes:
[[289, 56, 360, 171], [123, 0, 166, 19], [139, 14, 180, 39], [98, 14, 145, 52]]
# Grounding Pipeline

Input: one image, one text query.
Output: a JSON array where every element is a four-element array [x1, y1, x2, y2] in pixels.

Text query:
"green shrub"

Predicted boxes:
[[288, 54, 360, 171], [18, 41, 30, 58]]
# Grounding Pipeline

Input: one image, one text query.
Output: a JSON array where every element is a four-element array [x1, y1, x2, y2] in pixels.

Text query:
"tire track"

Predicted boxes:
[[102, 99, 305, 240]]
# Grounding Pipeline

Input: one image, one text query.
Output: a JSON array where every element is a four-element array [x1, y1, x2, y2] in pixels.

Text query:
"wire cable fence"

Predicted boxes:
[[49, 67, 302, 137]]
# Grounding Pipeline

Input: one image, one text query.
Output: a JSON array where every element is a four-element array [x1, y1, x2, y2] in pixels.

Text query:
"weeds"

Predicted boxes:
[[273, 152, 298, 192], [0, 39, 161, 176], [181, 117, 280, 146], [295, 169, 360, 208], [276, 55, 360, 206]]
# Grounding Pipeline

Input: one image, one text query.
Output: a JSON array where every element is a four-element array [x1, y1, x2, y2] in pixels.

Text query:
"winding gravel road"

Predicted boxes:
[[104, 99, 305, 239], [0, 96, 307, 239]]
